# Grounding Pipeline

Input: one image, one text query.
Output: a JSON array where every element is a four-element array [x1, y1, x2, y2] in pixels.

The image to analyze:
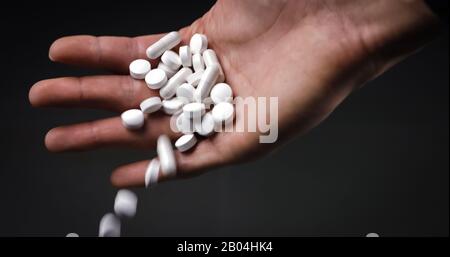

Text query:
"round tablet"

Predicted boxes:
[[179, 45, 192, 67], [175, 134, 197, 152], [66, 233, 79, 237], [176, 83, 195, 103], [192, 53, 205, 72], [162, 98, 185, 115], [190, 33, 208, 54], [186, 71, 204, 87], [183, 102, 205, 119], [161, 50, 182, 70], [212, 102, 234, 125], [210, 83, 233, 104], [145, 69, 167, 89], [114, 189, 137, 219], [121, 109, 144, 129], [145, 158, 160, 188], [129, 59, 151, 79], [158, 62, 177, 78], [140, 97, 162, 114], [176, 113, 194, 134], [196, 112, 215, 137], [99, 213, 121, 237]]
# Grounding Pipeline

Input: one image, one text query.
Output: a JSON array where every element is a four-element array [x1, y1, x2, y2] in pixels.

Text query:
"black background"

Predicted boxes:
[[0, 1, 448, 237]]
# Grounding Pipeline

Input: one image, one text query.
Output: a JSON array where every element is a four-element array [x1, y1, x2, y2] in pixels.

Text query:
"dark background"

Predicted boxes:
[[0, 1, 448, 237]]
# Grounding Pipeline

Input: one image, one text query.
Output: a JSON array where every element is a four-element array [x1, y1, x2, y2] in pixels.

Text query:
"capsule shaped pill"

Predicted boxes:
[[146, 31, 181, 59], [99, 213, 121, 237], [121, 109, 144, 129], [158, 62, 177, 78], [179, 45, 192, 67], [160, 68, 192, 99], [145, 158, 160, 188], [192, 53, 205, 72], [129, 59, 151, 79], [114, 189, 138, 219], [161, 50, 182, 70], [145, 69, 167, 89], [190, 33, 208, 54], [194, 65, 220, 102], [203, 49, 225, 83], [157, 135, 177, 177], [175, 134, 197, 153]]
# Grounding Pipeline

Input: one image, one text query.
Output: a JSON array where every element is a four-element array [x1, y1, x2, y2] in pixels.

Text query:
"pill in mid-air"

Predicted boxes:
[[192, 53, 205, 72], [66, 233, 79, 237], [114, 189, 138, 219], [203, 49, 225, 83], [157, 135, 177, 177], [212, 102, 235, 125], [210, 83, 233, 104], [140, 97, 162, 114], [176, 83, 195, 103], [186, 71, 204, 87], [183, 102, 206, 119], [121, 109, 144, 129], [194, 65, 220, 102], [145, 69, 167, 89], [161, 50, 182, 70], [160, 67, 192, 99], [190, 33, 208, 54], [196, 112, 215, 137], [158, 62, 177, 78], [175, 134, 197, 152], [145, 158, 160, 188], [162, 98, 185, 115], [99, 213, 121, 237], [146, 31, 181, 59], [179, 45, 192, 67], [129, 59, 151, 79]]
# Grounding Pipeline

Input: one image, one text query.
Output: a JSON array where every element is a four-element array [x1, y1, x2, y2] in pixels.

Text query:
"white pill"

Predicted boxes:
[[212, 102, 235, 125], [194, 65, 220, 102], [196, 112, 215, 137], [192, 53, 205, 72], [175, 134, 197, 153], [145, 158, 160, 188], [203, 49, 225, 83], [121, 109, 144, 130], [186, 70, 204, 87], [190, 33, 208, 54], [114, 189, 138, 219], [145, 69, 167, 89], [66, 233, 79, 237], [157, 135, 177, 177], [161, 50, 182, 70], [176, 112, 195, 134], [146, 31, 181, 59], [176, 83, 195, 103], [210, 83, 233, 104], [99, 213, 121, 237], [162, 98, 185, 115], [179, 45, 192, 67], [183, 102, 205, 119], [160, 68, 192, 99], [158, 62, 177, 78], [140, 97, 162, 114], [129, 59, 151, 80]]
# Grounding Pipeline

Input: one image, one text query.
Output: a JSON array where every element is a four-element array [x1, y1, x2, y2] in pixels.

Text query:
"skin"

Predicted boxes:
[[28, 0, 438, 187]]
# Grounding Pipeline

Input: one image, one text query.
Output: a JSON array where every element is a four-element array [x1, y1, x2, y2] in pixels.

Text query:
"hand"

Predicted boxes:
[[29, 0, 438, 187]]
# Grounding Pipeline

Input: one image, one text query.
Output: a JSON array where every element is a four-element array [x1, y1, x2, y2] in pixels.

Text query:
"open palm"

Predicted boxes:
[[29, 0, 437, 187]]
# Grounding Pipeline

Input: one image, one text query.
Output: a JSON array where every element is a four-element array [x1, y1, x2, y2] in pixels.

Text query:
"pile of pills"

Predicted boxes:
[[78, 32, 233, 237]]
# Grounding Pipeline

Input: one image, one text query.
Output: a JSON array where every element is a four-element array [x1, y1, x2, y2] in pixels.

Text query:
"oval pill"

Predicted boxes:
[[145, 158, 160, 188], [190, 33, 208, 54], [161, 50, 182, 70], [129, 59, 151, 79], [160, 68, 192, 99], [140, 97, 162, 114], [179, 45, 192, 67], [121, 109, 144, 129], [99, 213, 121, 237], [194, 65, 220, 102], [158, 62, 177, 78], [192, 53, 205, 72], [146, 31, 181, 59], [157, 135, 177, 177], [145, 69, 167, 89], [175, 134, 197, 153], [114, 189, 138, 219], [212, 102, 235, 125], [210, 83, 233, 104]]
